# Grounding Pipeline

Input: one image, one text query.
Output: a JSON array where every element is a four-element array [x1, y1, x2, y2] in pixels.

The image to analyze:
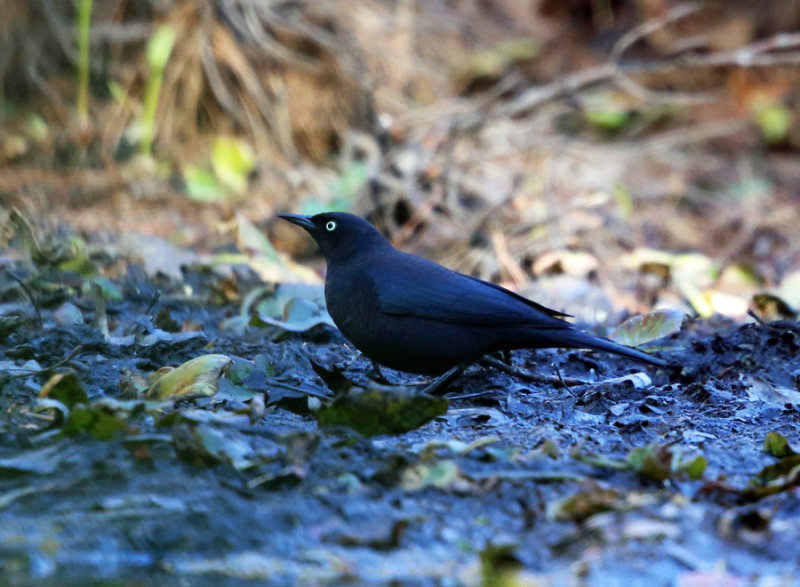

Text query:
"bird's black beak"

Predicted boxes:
[[278, 213, 315, 231]]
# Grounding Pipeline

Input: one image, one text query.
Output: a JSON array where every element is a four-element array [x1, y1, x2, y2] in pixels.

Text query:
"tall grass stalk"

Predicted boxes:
[[140, 24, 177, 156], [76, 0, 92, 124]]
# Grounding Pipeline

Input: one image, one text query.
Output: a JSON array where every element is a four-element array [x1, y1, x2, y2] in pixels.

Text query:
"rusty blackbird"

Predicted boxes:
[[279, 212, 666, 375]]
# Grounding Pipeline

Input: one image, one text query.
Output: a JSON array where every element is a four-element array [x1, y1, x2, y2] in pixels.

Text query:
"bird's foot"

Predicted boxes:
[[417, 364, 467, 396]]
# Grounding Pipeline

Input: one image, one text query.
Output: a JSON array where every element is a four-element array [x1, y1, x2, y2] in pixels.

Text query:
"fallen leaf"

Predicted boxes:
[[610, 309, 685, 347], [147, 354, 232, 400]]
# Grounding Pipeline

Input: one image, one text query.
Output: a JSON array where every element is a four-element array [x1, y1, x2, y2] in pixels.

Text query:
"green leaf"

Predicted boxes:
[[627, 445, 670, 482], [479, 542, 524, 587], [400, 460, 462, 490], [39, 372, 89, 409], [671, 252, 717, 318], [613, 182, 633, 220], [755, 103, 791, 144], [212, 136, 255, 195], [547, 487, 621, 522], [27, 114, 49, 141], [64, 406, 128, 440], [88, 275, 123, 300], [496, 38, 540, 61], [585, 108, 629, 132], [625, 444, 706, 482], [184, 165, 223, 202], [146, 24, 177, 72], [763, 432, 797, 458], [749, 455, 800, 495], [684, 455, 707, 480], [317, 387, 448, 436], [58, 254, 95, 275], [453, 38, 539, 84], [107, 81, 129, 103], [610, 309, 685, 347]]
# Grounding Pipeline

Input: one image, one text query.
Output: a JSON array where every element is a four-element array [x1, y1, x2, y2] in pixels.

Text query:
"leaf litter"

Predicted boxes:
[[0, 234, 799, 585]]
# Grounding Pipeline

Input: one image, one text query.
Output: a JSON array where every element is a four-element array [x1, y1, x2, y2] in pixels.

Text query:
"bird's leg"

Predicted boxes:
[[367, 360, 391, 384], [481, 355, 586, 387], [418, 363, 467, 396]]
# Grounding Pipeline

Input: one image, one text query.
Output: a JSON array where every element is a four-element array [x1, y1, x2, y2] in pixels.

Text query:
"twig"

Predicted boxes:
[[501, 22, 800, 120], [609, 2, 701, 63], [490, 229, 528, 287], [8, 345, 87, 379], [5, 271, 42, 328], [553, 363, 575, 395], [482, 356, 587, 387], [499, 64, 617, 118], [90, 282, 109, 340], [693, 32, 800, 67], [268, 380, 332, 400], [627, 119, 749, 154], [144, 291, 161, 316], [225, 2, 324, 72], [747, 308, 765, 325], [613, 73, 719, 106], [621, 32, 800, 74], [469, 469, 588, 483], [43, 345, 87, 373]]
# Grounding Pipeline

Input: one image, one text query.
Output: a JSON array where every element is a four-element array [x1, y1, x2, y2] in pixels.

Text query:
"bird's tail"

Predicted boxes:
[[556, 328, 667, 367]]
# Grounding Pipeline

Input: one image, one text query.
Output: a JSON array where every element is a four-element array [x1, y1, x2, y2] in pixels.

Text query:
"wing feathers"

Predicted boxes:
[[371, 253, 568, 328]]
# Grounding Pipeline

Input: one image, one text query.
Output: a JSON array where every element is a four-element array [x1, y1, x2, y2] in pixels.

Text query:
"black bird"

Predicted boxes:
[[279, 212, 666, 375]]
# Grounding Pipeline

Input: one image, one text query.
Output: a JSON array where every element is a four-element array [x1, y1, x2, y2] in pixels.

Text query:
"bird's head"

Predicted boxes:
[[278, 212, 391, 263]]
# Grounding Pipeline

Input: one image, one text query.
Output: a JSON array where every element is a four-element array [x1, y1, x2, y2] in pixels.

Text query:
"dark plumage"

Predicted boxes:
[[279, 212, 666, 375]]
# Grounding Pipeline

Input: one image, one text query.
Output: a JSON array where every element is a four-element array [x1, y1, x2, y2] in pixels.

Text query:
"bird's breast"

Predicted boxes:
[[324, 265, 383, 338]]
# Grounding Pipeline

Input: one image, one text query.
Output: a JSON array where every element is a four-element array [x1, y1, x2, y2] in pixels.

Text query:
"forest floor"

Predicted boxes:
[[1, 262, 798, 585]]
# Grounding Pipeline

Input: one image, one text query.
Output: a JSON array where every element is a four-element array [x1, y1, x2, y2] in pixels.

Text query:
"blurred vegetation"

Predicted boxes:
[[1, 0, 800, 319]]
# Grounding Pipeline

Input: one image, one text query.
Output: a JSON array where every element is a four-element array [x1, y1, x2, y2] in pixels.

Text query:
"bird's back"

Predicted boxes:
[[366, 248, 569, 328]]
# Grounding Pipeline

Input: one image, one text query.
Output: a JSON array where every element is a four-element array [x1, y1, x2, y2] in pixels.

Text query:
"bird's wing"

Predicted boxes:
[[370, 252, 570, 327]]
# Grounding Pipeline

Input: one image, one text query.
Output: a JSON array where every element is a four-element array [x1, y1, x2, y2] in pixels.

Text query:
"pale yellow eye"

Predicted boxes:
[[325, 221, 337, 231]]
